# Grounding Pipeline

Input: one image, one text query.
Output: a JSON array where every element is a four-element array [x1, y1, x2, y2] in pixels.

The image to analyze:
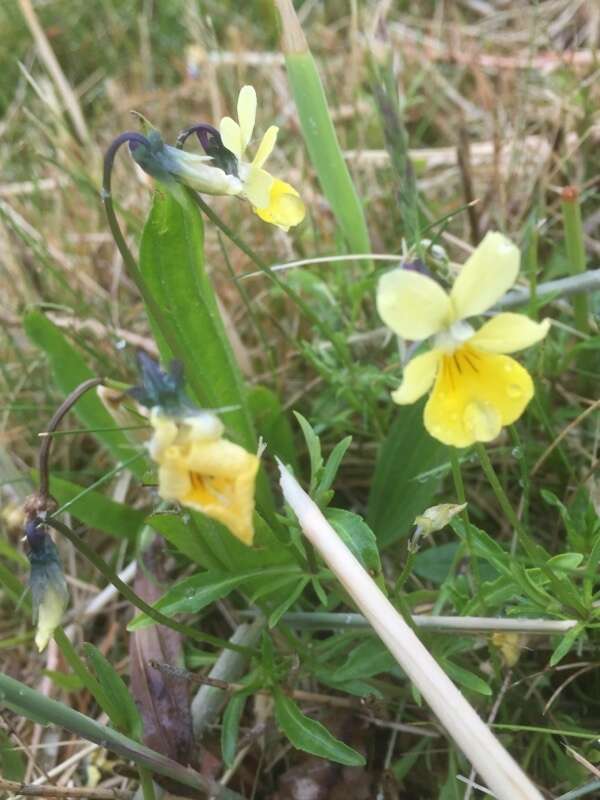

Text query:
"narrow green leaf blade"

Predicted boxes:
[[273, 688, 365, 766], [221, 692, 248, 767], [83, 643, 143, 738], [283, 50, 371, 256]]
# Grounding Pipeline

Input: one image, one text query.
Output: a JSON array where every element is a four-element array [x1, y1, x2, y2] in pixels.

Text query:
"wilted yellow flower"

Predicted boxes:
[[377, 232, 550, 447], [27, 524, 69, 652], [491, 632, 525, 668], [218, 85, 305, 231], [414, 503, 467, 535], [148, 409, 259, 546]]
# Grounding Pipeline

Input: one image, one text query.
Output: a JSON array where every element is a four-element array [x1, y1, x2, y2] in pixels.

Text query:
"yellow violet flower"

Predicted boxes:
[[377, 232, 550, 447], [147, 409, 259, 546], [219, 85, 306, 231]]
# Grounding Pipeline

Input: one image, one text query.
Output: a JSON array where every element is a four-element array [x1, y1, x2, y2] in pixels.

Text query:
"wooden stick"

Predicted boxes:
[[278, 462, 545, 800]]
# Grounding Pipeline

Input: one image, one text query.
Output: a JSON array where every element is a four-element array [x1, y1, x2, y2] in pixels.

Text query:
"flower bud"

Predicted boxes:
[[27, 521, 69, 652]]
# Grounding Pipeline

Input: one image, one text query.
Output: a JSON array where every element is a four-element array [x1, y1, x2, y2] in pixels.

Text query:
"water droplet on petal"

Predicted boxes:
[[503, 362, 514, 373], [507, 384, 523, 399], [463, 401, 500, 440]]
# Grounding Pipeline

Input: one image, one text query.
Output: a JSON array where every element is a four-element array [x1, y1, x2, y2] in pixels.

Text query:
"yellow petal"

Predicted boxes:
[[391, 349, 441, 404], [450, 232, 520, 320], [35, 584, 69, 652], [253, 178, 305, 230], [252, 125, 279, 168], [243, 165, 273, 209], [423, 344, 534, 447], [151, 426, 259, 546], [470, 314, 551, 354], [237, 85, 257, 154], [219, 116, 242, 159], [377, 269, 452, 340]]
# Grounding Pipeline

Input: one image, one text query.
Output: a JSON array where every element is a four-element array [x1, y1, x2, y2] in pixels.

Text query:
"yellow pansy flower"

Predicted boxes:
[[147, 409, 259, 546], [377, 232, 550, 447], [218, 85, 305, 231]]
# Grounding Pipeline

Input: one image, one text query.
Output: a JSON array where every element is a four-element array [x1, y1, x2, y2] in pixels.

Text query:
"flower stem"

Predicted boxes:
[[102, 136, 193, 380], [560, 186, 589, 334], [449, 449, 480, 591], [138, 767, 157, 800], [187, 190, 352, 367], [44, 516, 259, 657]]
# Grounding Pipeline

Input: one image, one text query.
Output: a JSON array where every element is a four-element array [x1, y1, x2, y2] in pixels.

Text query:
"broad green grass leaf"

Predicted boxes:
[[368, 402, 446, 545], [282, 49, 371, 257], [43, 472, 146, 540], [326, 508, 384, 590], [23, 311, 145, 478], [221, 692, 248, 767], [139, 189, 255, 450], [273, 688, 365, 766], [83, 644, 142, 738]]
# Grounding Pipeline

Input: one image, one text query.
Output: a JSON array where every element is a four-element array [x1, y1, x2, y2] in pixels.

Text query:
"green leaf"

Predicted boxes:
[[368, 402, 446, 545], [326, 508, 385, 590], [83, 644, 143, 738], [42, 669, 84, 691], [221, 692, 248, 767], [268, 577, 309, 628], [413, 542, 460, 584], [147, 512, 224, 570], [0, 728, 25, 781], [139, 190, 254, 451], [335, 639, 396, 681], [317, 436, 352, 500], [443, 661, 491, 696], [248, 386, 298, 471], [282, 47, 371, 257], [549, 622, 585, 667], [273, 688, 365, 766], [42, 472, 146, 541], [293, 412, 323, 491], [128, 568, 295, 630], [23, 311, 145, 478]]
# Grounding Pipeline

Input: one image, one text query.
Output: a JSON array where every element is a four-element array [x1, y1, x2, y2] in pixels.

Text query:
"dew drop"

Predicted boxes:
[[503, 362, 514, 373], [506, 383, 523, 399], [511, 446, 522, 458]]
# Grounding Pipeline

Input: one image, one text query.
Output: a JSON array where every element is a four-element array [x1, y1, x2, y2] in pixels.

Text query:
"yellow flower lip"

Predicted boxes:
[[219, 85, 306, 230], [378, 232, 551, 447], [147, 409, 259, 546]]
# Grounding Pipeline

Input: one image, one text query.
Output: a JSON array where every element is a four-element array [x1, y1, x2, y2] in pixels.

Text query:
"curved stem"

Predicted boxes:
[[102, 134, 183, 363], [38, 378, 103, 505], [44, 516, 259, 657]]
